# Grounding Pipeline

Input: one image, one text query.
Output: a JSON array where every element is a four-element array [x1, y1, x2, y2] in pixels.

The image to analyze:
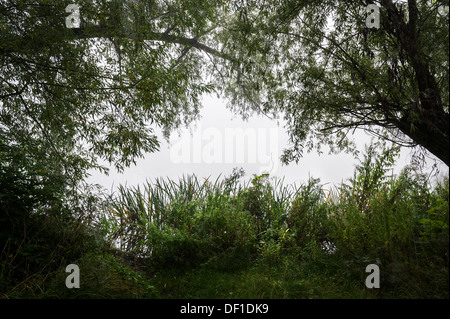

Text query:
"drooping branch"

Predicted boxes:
[[72, 24, 235, 62]]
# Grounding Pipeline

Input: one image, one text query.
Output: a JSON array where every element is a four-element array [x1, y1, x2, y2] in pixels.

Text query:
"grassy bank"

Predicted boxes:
[[1, 144, 448, 298]]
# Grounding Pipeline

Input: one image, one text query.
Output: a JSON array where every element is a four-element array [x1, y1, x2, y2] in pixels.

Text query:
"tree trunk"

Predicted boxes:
[[383, 0, 449, 166], [397, 117, 449, 166]]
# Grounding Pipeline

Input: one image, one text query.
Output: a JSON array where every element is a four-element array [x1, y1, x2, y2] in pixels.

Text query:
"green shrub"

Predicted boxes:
[[44, 252, 159, 299], [287, 177, 329, 247], [0, 211, 106, 298], [100, 149, 448, 298]]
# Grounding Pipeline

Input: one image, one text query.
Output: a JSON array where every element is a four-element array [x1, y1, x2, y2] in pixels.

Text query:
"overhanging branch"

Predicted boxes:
[[71, 25, 235, 63]]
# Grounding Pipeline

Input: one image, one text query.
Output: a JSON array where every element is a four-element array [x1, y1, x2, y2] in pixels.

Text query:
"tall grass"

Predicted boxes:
[[100, 142, 448, 297], [3, 140, 447, 298]]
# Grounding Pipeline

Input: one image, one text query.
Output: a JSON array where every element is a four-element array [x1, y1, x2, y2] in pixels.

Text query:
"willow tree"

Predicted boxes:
[[0, 0, 239, 230], [1, 0, 448, 192], [0, 0, 227, 188], [215, 0, 449, 166]]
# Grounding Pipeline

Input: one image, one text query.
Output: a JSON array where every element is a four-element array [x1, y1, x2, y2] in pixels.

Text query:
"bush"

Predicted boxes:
[[287, 177, 329, 247], [44, 252, 159, 299], [0, 131, 94, 297], [100, 146, 448, 298], [0, 211, 106, 298], [105, 172, 261, 269]]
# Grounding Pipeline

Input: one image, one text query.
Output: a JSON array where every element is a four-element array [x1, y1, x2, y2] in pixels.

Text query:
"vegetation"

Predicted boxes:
[[1, 143, 448, 298], [218, 0, 449, 166], [1, 0, 448, 178], [1, 0, 448, 299]]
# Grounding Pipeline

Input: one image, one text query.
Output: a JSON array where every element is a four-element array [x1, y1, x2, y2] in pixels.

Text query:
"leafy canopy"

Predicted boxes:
[[213, 0, 449, 165], [1, 0, 448, 199], [1, 0, 222, 183]]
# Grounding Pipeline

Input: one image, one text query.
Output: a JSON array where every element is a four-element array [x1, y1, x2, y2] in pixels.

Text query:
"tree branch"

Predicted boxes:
[[72, 25, 235, 63]]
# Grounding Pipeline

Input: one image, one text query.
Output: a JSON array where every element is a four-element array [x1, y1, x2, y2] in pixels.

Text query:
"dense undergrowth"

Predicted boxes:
[[1, 143, 448, 298]]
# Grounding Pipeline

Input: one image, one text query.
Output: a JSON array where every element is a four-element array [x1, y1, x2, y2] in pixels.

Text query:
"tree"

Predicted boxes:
[[214, 0, 449, 166], [1, 0, 448, 200], [0, 0, 224, 189]]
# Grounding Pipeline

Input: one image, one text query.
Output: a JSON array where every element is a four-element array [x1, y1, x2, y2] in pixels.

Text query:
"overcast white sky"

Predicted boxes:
[[86, 94, 447, 192]]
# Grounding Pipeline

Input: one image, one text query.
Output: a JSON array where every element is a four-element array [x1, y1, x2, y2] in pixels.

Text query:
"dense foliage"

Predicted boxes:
[[1, 140, 449, 298], [1, 0, 448, 182], [216, 0, 449, 165], [3, 143, 439, 298], [1, 0, 448, 299]]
